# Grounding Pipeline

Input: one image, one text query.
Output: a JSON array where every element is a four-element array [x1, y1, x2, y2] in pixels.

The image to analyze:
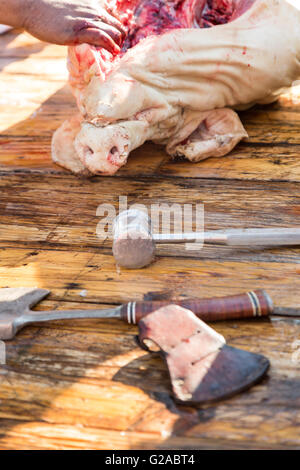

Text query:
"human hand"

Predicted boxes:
[[21, 0, 125, 53]]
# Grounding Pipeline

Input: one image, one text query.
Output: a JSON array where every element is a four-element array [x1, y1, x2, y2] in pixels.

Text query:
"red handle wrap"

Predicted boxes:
[[120, 289, 273, 324]]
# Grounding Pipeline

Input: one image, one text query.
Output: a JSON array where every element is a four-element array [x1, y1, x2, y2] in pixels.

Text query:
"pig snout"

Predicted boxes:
[[74, 121, 152, 175]]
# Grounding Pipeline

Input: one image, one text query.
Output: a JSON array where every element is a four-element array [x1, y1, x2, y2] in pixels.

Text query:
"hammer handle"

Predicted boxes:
[[120, 289, 273, 324]]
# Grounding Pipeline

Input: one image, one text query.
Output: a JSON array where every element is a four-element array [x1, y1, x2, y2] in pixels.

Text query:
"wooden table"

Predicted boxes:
[[0, 30, 300, 450]]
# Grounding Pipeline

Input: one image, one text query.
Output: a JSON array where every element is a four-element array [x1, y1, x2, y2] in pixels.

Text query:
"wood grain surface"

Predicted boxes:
[[0, 30, 300, 450]]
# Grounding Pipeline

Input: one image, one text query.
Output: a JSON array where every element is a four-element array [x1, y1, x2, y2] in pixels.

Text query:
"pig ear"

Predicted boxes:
[[166, 108, 248, 162]]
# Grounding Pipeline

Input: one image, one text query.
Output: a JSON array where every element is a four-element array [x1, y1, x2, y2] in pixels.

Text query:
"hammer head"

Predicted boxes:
[[0, 287, 50, 340], [112, 209, 155, 269]]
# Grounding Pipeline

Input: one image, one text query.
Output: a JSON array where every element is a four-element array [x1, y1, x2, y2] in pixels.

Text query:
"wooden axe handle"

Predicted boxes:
[[120, 289, 273, 324]]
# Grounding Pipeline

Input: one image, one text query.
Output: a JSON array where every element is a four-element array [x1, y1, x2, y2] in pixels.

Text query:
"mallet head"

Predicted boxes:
[[112, 209, 155, 269]]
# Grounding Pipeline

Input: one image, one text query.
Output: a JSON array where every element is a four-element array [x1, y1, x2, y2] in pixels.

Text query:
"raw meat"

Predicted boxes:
[[52, 0, 300, 175]]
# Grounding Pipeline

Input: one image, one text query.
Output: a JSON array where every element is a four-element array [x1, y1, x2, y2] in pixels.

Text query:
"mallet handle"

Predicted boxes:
[[154, 228, 300, 245], [120, 289, 273, 324]]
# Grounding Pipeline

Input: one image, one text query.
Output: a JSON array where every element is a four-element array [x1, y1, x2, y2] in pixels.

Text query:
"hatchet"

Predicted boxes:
[[138, 304, 270, 404]]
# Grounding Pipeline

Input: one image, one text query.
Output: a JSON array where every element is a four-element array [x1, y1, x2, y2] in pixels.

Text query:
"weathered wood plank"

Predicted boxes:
[[157, 146, 300, 182], [0, 246, 300, 308], [0, 31, 67, 59], [0, 174, 299, 265], [3, 420, 290, 450], [0, 58, 67, 78]]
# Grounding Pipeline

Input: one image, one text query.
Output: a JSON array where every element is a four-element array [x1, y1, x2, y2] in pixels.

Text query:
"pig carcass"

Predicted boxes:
[[52, 0, 300, 175]]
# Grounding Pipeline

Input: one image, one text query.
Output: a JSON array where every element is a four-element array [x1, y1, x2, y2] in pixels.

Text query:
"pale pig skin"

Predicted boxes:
[[52, 0, 300, 175]]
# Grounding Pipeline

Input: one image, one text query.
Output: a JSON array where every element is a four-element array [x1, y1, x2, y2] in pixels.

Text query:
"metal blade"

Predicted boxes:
[[272, 307, 300, 317]]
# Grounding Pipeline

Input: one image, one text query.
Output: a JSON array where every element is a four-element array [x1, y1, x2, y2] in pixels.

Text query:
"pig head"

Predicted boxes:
[[52, 0, 300, 175]]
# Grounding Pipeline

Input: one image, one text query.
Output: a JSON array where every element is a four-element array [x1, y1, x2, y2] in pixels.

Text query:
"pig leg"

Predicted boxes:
[[166, 108, 248, 162]]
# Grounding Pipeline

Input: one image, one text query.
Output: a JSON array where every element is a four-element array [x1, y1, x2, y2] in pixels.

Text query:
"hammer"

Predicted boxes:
[[112, 209, 300, 269]]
